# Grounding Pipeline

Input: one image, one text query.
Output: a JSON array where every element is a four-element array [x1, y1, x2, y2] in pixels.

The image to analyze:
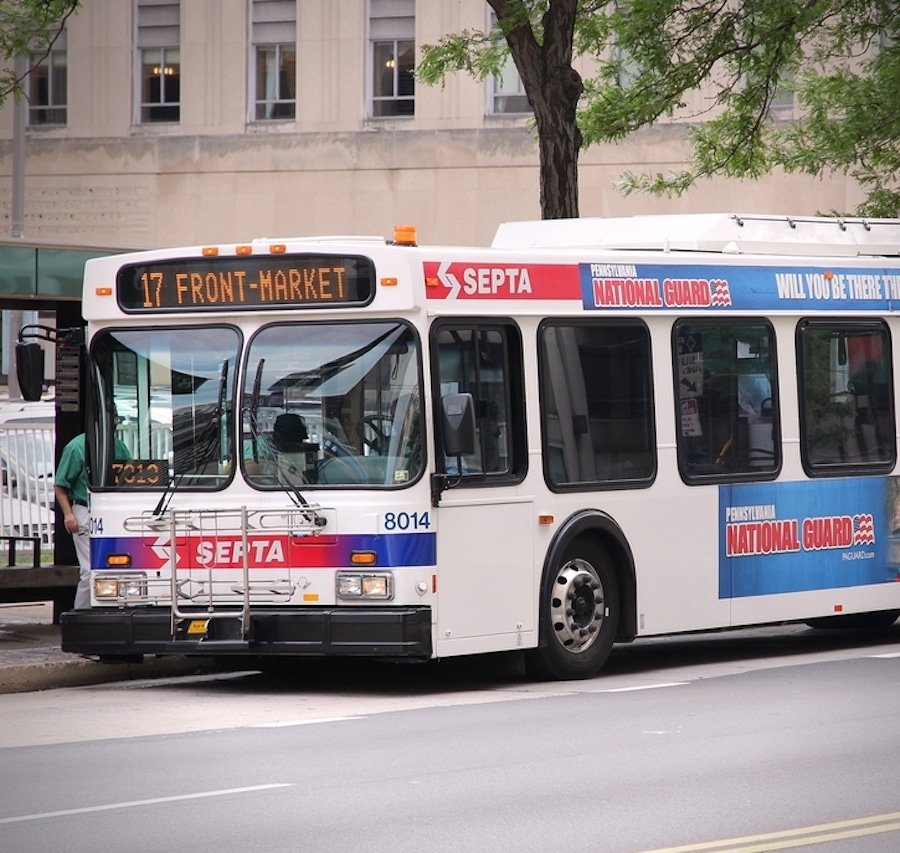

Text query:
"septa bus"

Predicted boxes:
[[53, 213, 900, 679]]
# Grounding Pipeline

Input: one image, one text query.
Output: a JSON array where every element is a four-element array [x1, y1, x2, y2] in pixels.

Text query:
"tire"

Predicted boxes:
[[526, 540, 620, 680]]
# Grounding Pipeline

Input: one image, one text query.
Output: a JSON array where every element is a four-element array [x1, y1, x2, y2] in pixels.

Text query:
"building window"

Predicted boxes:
[[137, 0, 180, 123], [370, 0, 414, 117], [491, 54, 529, 115], [614, 44, 639, 90], [252, 0, 296, 121], [488, 12, 528, 115], [768, 71, 795, 121], [29, 38, 67, 126]]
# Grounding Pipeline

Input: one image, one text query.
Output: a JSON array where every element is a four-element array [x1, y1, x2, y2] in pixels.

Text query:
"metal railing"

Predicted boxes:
[[0, 423, 54, 549], [121, 505, 326, 640]]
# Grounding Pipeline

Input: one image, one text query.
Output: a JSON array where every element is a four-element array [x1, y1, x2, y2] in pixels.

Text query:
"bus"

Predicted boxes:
[[55, 213, 900, 679]]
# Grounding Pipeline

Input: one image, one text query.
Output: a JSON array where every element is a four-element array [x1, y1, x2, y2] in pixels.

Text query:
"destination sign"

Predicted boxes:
[[117, 254, 375, 312]]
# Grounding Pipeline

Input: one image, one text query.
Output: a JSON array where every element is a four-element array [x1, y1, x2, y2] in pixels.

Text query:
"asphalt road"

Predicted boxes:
[[2, 622, 900, 853]]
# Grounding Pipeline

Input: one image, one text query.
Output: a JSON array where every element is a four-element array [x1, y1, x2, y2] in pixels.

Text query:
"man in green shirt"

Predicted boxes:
[[55, 432, 130, 609]]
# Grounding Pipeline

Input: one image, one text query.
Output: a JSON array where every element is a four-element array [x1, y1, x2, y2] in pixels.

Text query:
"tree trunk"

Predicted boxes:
[[494, 0, 583, 219], [533, 67, 582, 219]]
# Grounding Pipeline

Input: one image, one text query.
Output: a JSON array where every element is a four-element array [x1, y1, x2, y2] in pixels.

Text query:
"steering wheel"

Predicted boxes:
[[359, 415, 391, 455]]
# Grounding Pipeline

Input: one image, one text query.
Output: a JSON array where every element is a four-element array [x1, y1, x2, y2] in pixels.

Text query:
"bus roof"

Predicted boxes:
[[492, 213, 900, 258]]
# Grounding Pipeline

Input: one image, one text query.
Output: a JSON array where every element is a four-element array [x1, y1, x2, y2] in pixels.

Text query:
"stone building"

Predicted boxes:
[[0, 0, 864, 251]]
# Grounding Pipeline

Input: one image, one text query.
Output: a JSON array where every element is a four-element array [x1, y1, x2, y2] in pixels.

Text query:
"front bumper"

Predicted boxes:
[[60, 606, 433, 659]]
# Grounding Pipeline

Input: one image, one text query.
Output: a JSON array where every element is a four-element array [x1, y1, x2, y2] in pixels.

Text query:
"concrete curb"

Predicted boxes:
[[0, 602, 222, 694], [0, 655, 219, 694]]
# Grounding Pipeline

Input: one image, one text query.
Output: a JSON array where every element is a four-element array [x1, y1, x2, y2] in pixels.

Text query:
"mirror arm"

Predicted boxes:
[[19, 324, 84, 345]]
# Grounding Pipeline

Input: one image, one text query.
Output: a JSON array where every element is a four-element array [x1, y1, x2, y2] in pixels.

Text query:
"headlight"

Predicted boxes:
[[94, 577, 120, 598], [94, 573, 147, 599], [121, 576, 147, 597], [336, 572, 393, 600]]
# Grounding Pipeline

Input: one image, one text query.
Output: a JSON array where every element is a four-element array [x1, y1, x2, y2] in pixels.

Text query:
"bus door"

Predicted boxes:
[[430, 322, 535, 653]]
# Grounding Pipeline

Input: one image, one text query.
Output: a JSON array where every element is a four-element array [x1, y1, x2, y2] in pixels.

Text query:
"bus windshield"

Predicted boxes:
[[90, 326, 241, 490], [242, 320, 423, 487]]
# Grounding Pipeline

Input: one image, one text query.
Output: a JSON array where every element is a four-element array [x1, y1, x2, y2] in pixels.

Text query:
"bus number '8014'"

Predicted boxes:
[[383, 511, 430, 531]]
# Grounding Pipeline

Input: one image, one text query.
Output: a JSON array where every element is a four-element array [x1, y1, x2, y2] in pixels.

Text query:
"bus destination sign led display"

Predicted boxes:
[[117, 254, 376, 312]]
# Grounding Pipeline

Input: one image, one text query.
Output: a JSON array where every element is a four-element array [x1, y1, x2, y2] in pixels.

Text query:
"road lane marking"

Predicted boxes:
[[633, 810, 900, 852], [593, 682, 689, 693], [252, 715, 367, 727], [0, 783, 293, 825]]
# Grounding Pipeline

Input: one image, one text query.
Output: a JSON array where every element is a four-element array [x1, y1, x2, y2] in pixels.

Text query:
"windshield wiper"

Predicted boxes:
[[244, 358, 325, 529], [154, 360, 229, 516]]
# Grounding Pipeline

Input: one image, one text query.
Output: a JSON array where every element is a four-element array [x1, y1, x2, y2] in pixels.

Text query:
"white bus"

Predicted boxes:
[[57, 213, 900, 679]]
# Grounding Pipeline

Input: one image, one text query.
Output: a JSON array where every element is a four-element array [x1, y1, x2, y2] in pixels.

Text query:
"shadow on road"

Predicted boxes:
[[156, 620, 900, 697]]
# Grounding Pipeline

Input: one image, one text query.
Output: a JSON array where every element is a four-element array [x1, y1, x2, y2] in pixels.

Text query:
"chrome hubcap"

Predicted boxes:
[[549, 559, 605, 654]]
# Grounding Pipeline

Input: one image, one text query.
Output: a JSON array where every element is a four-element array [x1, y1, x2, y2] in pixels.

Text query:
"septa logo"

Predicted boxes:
[[424, 261, 579, 300]]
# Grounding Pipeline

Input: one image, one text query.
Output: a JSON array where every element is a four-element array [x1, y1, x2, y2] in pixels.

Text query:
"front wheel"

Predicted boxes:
[[526, 541, 620, 680]]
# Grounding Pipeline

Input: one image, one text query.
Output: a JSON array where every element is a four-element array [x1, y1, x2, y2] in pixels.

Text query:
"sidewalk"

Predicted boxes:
[[0, 601, 216, 694]]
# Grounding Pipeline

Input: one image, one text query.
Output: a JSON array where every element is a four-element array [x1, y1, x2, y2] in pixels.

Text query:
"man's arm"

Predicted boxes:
[[54, 484, 79, 535]]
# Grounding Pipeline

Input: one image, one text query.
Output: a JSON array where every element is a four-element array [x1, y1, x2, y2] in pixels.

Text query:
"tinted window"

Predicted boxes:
[[431, 321, 525, 482], [797, 320, 894, 475], [539, 321, 655, 488], [674, 321, 780, 483]]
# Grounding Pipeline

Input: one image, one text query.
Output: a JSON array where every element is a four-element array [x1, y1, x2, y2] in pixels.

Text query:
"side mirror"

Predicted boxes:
[[15, 342, 45, 402], [440, 392, 475, 457], [432, 392, 476, 506]]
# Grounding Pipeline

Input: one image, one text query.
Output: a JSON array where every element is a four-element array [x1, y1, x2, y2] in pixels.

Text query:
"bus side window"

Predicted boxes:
[[674, 321, 780, 483], [431, 321, 526, 482], [538, 320, 656, 488], [798, 320, 895, 475]]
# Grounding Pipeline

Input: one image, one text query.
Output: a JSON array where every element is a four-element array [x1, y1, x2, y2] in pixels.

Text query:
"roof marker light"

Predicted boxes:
[[393, 225, 417, 246], [202, 246, 219, 257]]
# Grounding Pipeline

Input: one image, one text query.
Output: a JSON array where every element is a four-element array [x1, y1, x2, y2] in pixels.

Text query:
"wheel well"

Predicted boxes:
[[541, 510, 638, 644]]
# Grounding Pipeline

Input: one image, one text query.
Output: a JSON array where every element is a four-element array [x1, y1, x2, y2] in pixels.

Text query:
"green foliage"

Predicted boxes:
[[595, 0, 900, 215], [420, 0, 900, 216], [0, 0, 80, 103], [416, 30, 507, 84], [774, 37, 900, 217], [417, 2, 545, 84]]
